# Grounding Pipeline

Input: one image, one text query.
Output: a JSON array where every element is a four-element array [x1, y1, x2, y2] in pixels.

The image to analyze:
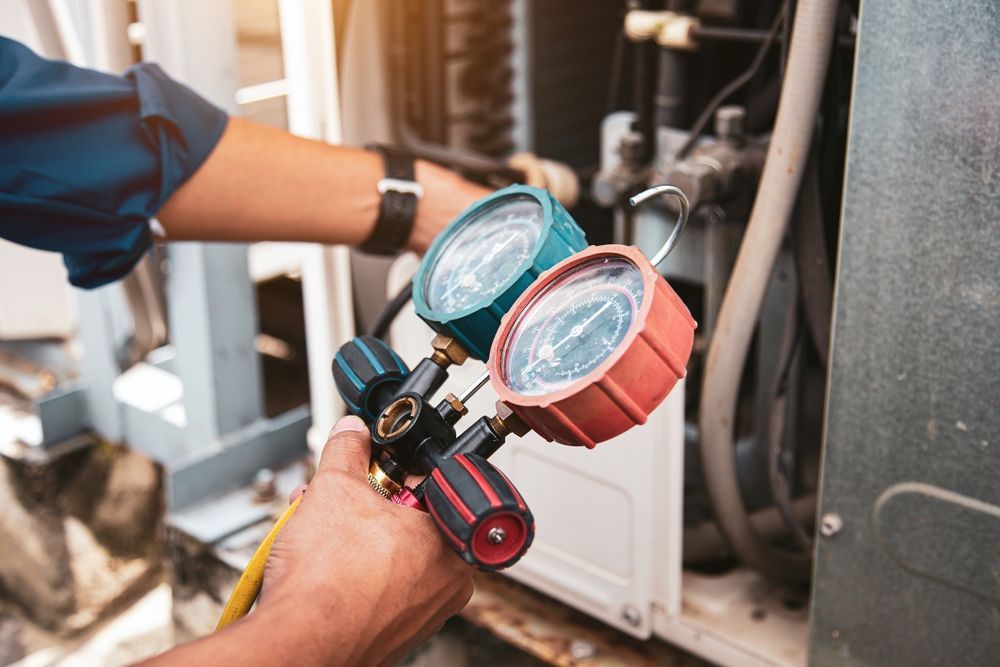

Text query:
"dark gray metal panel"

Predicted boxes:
[[811, 1, 1000, 665]]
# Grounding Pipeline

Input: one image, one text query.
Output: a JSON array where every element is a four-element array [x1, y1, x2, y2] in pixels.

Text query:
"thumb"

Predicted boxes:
[[318, 416, 371, 476]]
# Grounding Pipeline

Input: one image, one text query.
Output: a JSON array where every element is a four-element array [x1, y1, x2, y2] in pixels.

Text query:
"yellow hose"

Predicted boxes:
[[216, 497, 302, 631]]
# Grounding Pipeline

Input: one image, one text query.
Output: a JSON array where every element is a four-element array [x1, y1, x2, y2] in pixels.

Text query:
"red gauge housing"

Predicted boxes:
[[488, 245, 696, 448]]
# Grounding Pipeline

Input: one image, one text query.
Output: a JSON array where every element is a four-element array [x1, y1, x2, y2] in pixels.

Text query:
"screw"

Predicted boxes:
[[819, 513, 843, 537], [715, 105, 746, 143], [487, 527, 507, 544], [621, 605, 641, 627], [253, 468, 277, 503], [568, 639, 596, 660]]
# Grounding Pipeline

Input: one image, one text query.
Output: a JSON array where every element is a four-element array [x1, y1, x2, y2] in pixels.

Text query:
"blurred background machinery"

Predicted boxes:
[[0, 0, 998, 666]]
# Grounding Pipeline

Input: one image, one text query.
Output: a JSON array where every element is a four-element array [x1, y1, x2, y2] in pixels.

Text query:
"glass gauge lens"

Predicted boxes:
[[503, 257, 644, 396], [423, 195, 544, 314]]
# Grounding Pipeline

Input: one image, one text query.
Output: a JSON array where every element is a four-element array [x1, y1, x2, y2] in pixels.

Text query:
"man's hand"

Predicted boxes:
[[409, 159, 491, 254], [141, 416, 473, 667], [260, 416, 474, 664]]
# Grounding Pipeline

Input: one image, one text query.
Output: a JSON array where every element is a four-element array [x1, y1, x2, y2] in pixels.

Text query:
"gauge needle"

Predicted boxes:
[[439, 231, 525, 301], [484, 230, 524, 262], [522, 301, 614, 375]]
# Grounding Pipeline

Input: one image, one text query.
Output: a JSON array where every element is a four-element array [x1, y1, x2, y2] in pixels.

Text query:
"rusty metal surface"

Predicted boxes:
[[462, 574, 707, 667], [0, 341, 77, 402]]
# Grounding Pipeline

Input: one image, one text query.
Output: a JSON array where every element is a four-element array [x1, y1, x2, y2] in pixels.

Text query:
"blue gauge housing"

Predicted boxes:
[[413, 184, 587, 360]]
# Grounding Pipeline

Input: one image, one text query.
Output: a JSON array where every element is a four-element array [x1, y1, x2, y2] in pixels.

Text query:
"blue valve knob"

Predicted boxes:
[[332, 336, 410, 422]]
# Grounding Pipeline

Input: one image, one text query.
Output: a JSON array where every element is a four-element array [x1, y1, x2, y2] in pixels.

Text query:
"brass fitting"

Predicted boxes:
[[375, 396, 419, 440], [430, 334, 469, 368], [368, 459, 402, 499], [444, 392, 469, 417], [490, 401, 531, 438]]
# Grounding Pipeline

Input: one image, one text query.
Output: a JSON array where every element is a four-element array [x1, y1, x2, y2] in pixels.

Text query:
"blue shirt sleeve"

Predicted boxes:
[[0, 37, 229, 288]]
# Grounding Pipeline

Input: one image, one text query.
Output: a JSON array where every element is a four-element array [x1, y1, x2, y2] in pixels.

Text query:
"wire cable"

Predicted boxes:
[[216, 497, 302, 631], [674, 6, 787, 160], [368, 282, 414, 340], [766, 309, 813, 552], [794, 153, 833, 366], [698, 0, 838, 586]]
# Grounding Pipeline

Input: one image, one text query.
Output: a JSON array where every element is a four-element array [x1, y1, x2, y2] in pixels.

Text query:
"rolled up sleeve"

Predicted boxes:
[[0, 37, 228, 288]]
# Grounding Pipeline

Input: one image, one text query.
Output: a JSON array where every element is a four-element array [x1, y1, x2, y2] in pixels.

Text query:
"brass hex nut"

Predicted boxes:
[[444, 392, 469, 416], [431, 334, 469, 366], [495, 400, 531, 437]]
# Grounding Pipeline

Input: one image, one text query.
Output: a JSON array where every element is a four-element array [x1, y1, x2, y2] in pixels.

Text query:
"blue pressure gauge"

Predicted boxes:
[[412, 185, 587, 360]]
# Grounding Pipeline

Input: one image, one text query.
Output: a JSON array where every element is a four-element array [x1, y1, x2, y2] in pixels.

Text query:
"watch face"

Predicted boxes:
[[501, 256, 645, 397], [421, 194, 545, 315]]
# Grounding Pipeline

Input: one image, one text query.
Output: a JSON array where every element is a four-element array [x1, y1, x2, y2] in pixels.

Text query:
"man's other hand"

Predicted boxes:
[[141, 415, 473, 667], [260, 416, 474, 666]]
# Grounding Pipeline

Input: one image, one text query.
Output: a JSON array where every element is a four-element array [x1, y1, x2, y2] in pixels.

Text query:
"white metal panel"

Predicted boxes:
[[494, 391, 683, 638]]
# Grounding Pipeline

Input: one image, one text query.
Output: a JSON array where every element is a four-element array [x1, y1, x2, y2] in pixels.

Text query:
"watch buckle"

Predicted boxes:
[[377, 177, 424, 199]]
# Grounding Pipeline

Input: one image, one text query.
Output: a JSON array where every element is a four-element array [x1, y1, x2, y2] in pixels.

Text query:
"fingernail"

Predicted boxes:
[[331, 415, 367, 435], [289, 484, 308, 505]]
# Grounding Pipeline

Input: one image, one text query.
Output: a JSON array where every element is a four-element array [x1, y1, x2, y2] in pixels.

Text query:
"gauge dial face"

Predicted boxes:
[[422, 195, 544, 314], [502, 256, 644, 396]]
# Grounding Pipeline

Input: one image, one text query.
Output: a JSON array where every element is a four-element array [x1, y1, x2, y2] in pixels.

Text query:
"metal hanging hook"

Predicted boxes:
[[628, 185, 690, 268], [458, 369, 491, 404]]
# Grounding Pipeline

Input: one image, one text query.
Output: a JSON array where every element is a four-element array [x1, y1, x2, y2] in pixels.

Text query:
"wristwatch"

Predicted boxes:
[[361, 144, 424, 255]]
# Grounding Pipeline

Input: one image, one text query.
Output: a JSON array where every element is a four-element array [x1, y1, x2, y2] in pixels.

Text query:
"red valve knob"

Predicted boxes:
[[424, 453, 535, 571]]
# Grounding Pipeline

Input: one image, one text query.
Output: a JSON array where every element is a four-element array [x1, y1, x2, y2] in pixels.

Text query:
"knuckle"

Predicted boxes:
[[318, 429, 372, 474], [444, 576, 475, 615], [457, 574, 475, 603], [325, 428, 370, 453]]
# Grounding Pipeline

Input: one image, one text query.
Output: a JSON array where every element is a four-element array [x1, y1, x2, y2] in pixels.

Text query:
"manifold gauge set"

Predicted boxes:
[[332, 183, 696, 570]]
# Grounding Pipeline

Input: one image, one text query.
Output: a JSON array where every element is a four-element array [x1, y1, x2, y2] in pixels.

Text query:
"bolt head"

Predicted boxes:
[[487, 526, 507, 544], [444, 393, 469, 417], [252, 468, 277, 502], [715, 105, 746, 143], [568, 639, 597, 660], [621, 605, 642, 626], [819, 513, 843, 537]]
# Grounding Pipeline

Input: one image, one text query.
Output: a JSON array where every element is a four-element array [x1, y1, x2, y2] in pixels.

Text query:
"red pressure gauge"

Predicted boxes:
[[487, 186, 696, 448]]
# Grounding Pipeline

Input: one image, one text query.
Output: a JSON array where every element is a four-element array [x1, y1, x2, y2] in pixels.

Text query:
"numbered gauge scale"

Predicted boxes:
[[412, 184, 587, 360], [488, 244, 696, 448]]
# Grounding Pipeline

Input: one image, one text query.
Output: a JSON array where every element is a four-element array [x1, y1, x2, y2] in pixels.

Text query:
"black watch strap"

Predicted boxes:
[[362, 145, 421, 255]]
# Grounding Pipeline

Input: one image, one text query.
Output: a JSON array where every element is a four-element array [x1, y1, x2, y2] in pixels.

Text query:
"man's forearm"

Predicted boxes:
[[157, 117, 490, 253], [142, 597, 344, 666]]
